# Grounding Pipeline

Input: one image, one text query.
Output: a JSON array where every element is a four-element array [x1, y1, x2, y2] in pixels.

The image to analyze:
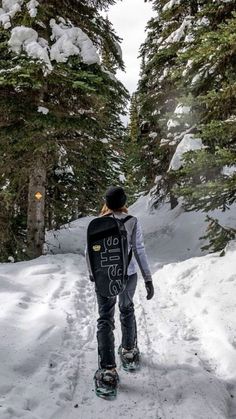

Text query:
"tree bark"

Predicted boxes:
[[27, 154, 46, 259]]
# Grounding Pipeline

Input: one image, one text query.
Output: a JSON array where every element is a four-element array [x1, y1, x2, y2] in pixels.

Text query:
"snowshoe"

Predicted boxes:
[[118, 345, 140, 371], [94, 368, 119, 398]]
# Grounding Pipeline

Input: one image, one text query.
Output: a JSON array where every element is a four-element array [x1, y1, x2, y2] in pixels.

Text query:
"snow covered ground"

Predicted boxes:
[[1, 197, 236, 418]]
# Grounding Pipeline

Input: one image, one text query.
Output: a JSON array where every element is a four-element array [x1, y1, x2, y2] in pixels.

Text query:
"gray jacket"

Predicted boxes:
[[86, 212, 152, 283]]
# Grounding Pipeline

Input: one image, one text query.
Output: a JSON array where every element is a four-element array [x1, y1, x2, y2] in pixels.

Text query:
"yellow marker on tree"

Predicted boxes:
[[35, 192, 43, 200]]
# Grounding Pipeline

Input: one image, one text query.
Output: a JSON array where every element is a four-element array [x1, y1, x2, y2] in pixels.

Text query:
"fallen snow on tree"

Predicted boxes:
[[38, 106, 49, 115], [163, 0, 181, 12], [222, 165, 236, 177], [0, 0, 38, 29], [0, 0, 23, 29], [174, 103, 191, 114], [8, 19, 100, 73], [149, 132, 158, 139], [161, 16, 192, 46], [8, 26, 53, 71], [50, 19, 100, 65], [167, 118, 180, 130], [168, 133, 203, 171], [26, 0, 39, 18]]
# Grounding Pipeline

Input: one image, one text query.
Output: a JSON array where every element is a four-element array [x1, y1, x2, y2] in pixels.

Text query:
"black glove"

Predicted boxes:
[[145, 281, 154, 300], [89, 275, 95, 282]]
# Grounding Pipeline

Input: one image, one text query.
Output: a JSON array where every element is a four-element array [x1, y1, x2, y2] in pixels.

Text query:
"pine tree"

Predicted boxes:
[[170, 2, 236, 249], [138, 0, 236, 250], [124, 93, 143, 201], [0, 0, 128, 260], [136, 0, 200, 206]]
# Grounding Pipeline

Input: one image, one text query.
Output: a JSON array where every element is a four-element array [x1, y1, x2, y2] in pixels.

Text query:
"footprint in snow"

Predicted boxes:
[[227, 275, 236, 282], [18, 301, 29, 309], [37, 325, 56, 341], [32, 266, 61, 276], [179, 266, 198, 280], [21, 295, 31, 302]]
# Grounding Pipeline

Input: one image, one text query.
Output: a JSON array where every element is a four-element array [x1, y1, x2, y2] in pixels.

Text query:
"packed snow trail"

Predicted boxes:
[[1, 197, 236, 418], [0, 252, 235, 419]]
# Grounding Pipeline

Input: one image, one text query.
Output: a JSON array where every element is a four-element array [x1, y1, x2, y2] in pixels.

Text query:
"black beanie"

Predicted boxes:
[[105, 186, 127, 210]]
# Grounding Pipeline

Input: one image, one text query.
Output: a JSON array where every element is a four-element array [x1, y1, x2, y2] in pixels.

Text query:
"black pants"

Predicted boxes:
[[96, 273, 138, 369]]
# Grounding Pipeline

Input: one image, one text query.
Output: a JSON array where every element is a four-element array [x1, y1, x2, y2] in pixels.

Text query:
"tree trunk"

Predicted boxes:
[[170, 192, 178, 210], [27, 155, 46, 259]]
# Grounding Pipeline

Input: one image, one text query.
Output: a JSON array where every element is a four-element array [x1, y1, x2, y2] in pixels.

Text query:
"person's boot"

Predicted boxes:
[[94, 368, 119, 397], [118, 345, 140, 371]]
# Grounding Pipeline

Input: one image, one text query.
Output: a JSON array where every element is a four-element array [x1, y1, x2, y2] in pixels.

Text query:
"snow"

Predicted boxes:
[[163, 16, 192, 45], [197, 17, 210, 27], [0, 0, 23, 29], [0, 64, 21, 74], [119, 173, 126, 182], [174, 103, 191, 114], [184, 33, 194, 43], [158, 239, 236, 380], [182, 59, 193, 76], [162, 0, 181, 12], [38, 106, 49, 115], [191, 72, 202, 85], [26, 0, 39, 18], [8, 26, 53, 71], [0, 0, 38, 28], [1, 194, 236, 418], [50, 19, 100, 65], [222, 165, 236, 177], [149, 132, 158, 139], [167, 118, 180, 130], [7, 16, 100, 72], [168, 133, 203, 171]]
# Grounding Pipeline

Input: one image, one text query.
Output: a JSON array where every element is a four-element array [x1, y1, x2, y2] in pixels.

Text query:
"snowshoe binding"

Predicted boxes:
[[94, 368, 119, 398], [118, 345, 140, 371]]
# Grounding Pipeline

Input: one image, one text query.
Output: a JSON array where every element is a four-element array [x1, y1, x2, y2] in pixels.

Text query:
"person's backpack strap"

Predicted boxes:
[[101, 213, 133, 265], [122, 215, 133, 224]]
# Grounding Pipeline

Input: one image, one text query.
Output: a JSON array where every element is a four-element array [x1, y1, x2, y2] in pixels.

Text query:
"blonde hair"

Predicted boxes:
[[100, 203, 128, 216]]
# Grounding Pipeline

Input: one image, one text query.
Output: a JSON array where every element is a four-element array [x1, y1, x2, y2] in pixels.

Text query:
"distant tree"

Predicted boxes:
[[136, 0, 236, 250]]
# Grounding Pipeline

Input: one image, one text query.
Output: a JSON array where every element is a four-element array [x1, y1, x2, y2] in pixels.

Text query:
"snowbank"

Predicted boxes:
[[46, 195, 236, 272], [157, 239, 236, 380], [0, 253, 93, 419]]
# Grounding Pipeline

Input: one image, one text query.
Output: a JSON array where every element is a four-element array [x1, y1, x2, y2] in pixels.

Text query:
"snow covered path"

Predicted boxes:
[[1, 199, 236, 418], [1, 250, 236, 419]]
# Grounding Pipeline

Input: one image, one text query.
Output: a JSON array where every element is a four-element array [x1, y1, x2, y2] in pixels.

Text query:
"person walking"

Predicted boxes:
[[86, 186, 154, 395]]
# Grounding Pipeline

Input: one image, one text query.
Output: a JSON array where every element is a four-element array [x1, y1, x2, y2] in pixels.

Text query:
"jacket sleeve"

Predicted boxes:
[[131, 218, 152, 283], [85, 245, 93, 277]]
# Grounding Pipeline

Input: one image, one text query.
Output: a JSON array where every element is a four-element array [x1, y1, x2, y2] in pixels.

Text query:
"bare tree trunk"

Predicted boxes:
[[170, 192, 178, 210], [27, 154, 46, 259]]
